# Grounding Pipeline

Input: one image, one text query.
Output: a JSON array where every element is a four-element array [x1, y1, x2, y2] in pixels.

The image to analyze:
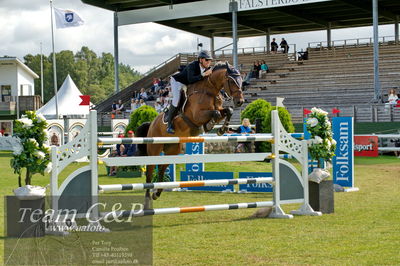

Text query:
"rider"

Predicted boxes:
[[166, 50, 213, 134]]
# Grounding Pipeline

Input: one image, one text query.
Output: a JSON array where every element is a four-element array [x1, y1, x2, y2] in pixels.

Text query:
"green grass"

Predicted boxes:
[[1, 152, 399, 265]]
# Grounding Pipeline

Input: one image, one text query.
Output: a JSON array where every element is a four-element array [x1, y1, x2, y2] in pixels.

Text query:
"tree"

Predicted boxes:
[[23, 46, 142, 105]]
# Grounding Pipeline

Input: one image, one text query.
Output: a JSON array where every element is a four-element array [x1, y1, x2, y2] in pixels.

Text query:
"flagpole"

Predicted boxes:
[[50, 0, 59, 118], [40, 42, 44, 104]]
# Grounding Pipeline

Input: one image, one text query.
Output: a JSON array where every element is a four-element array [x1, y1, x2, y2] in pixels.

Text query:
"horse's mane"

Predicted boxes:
[[212, 61, 241, 77], [212, 61, 232, 72]]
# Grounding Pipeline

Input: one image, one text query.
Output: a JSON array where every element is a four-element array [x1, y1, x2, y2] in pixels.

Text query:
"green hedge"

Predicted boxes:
[[125, 105, 158, 134]]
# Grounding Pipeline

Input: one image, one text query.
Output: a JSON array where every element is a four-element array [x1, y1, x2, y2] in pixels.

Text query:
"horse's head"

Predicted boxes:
[[211, 62, 244, 107]]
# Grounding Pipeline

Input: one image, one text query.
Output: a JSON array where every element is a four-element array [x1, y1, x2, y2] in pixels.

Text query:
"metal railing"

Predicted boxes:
[[308, 36, 397, 49], [143, 53, 195, 77], [214, 44, 297, 58]]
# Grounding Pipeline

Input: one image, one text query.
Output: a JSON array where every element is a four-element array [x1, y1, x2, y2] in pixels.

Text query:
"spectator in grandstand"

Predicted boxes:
[[131, 99, 140, 112], [116, 99, 125, 114], [280, 38, 289, 53], [151, 78, 160, 93], [139, 99, 146, 107], [241, 72, 251, 88], [259, 60, 269, 78], [138, 88, 148, 101], [154, 100, 163, 113], [158, 78, 166, 90], [385, 88, 399, 112], [111, 101, 117, 114], [298, 50, 309, 60], [270, 38, 278, 53], [387, 88, 399, 105], [252, 61, 260, 79], [234, 118, 254, 153]]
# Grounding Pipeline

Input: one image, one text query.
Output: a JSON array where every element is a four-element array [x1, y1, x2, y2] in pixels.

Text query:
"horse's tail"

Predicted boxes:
[[135, 122, 150, 156]]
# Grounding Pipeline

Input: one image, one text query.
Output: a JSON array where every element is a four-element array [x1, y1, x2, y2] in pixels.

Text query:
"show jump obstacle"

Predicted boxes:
[[50, 110, 321, 223]]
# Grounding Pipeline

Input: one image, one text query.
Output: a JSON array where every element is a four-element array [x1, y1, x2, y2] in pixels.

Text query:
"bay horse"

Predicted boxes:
[[136, 62, 244, 208]]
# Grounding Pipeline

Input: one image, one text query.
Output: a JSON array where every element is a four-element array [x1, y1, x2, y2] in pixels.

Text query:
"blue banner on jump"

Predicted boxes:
[[180, 171, 234, 192], [238, 172, 273, 192], [332, 117, 354, 188], [185, 142, 204, 172]]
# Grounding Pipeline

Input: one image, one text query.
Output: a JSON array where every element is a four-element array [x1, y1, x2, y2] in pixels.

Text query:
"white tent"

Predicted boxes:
[[37, 75, 92, 118]]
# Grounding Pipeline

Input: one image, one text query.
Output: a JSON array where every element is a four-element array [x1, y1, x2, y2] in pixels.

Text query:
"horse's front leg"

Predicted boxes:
[[203, 110, 223, 132], [152, 164, 169, 200], [217, 107, 233, 136]]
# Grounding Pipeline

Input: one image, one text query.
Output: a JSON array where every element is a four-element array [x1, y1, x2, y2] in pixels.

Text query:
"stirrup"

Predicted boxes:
[[167, 127, 175, 134]]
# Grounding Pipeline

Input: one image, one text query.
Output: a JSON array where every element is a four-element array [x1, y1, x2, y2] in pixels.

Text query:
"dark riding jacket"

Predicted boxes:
[[172, 60, 205, 85]]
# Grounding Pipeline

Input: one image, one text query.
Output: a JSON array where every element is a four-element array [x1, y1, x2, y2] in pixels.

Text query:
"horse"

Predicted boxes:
[[136, 62, 244, 208]]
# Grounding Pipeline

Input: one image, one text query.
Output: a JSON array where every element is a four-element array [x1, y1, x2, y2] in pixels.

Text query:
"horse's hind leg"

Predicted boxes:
[[144, 164, 155, 209], [152, 144, 182, 200]]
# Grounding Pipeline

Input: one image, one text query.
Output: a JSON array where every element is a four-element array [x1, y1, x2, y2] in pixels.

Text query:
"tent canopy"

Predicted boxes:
[[37, 75, 92, 118]]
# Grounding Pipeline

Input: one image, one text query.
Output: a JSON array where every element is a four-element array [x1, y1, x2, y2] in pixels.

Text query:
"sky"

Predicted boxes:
[[0, 0, 397, 74]]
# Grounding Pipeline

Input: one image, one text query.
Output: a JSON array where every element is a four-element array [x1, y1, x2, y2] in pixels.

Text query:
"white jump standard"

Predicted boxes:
[[50, 110, 321, 226]]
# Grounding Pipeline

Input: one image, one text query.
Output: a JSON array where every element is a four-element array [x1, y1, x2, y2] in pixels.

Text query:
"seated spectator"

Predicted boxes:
[[298, 50, 308, 60], [280, 38, 289, 53], [270, 38, 278, 53], [111, 101, 117, 113], [138, 88, 148, 101], [158, 78, 165, 91], [154, 100, 163, 113], [131, 99, 141, 111], [234, 118, 255, 153], [387, 88, 399, 105], [116, 99, 125, 114], [252, 61, 260, 78], [121, 130, 137, 157], [151, 78, 160, 93], [259, 60, 269, 78], [139, 99, 146, 107], [242, 71, 252, 88]]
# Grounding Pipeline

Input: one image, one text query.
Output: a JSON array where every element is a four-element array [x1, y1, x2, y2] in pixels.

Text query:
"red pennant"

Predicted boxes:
[[332, 108, 341, 114], [303, 108, 312, 116], [79, 95, 91, 106]]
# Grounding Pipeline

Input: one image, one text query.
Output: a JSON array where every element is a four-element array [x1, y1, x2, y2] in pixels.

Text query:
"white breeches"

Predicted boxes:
[[170, 76, 183, 107]]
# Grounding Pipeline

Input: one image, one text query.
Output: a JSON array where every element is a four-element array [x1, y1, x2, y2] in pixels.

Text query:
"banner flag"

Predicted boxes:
[[54, 7, 84, 29], [79, 95, 91, 106]]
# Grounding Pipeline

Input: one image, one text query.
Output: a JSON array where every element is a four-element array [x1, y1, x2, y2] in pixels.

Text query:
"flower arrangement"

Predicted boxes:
[[11, 111, 52, 187], [306, 107, 336, 165]]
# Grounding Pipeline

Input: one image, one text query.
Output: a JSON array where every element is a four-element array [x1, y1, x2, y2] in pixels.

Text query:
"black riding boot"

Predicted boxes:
[[166, 105, 178, 134]]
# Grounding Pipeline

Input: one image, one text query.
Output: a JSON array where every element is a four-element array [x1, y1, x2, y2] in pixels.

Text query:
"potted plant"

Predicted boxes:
[[8, 111, 52, 237], [305, 107, 336, 214]]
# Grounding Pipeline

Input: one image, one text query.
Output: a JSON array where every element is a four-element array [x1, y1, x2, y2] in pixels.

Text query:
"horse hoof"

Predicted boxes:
[[152, 193, 159, 200]]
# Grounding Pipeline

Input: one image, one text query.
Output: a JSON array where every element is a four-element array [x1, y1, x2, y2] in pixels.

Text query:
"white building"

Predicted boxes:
[[0, 57, 38, 101], [0, 57, 39, 135]]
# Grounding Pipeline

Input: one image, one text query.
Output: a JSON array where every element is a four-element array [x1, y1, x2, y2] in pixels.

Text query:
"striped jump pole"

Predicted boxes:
[[98, 135, 274, 145], [99, 177, 274, 192], [101, 201, 274, 218]]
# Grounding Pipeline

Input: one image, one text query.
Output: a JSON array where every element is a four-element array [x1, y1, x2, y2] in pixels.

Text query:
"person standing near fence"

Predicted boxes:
[[235, 118, 255, 153]]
